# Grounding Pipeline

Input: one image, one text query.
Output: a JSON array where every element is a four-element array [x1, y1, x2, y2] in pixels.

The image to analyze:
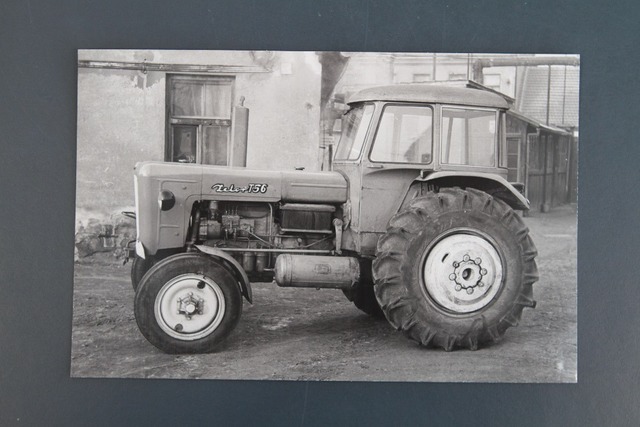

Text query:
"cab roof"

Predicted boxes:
[[347, 84, 510, 109]]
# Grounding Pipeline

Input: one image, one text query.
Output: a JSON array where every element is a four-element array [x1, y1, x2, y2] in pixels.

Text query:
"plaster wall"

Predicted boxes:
[[76, 50, 322, 231]]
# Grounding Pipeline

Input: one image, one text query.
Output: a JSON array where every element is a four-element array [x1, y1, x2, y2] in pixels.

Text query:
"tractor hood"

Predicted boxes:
[[135, 161, 348, 204]]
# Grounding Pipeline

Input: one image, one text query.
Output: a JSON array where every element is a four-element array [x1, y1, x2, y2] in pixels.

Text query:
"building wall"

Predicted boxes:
[[334, 53, 519, 99], [75, 50, 321, 256], [238, 52, 322, 171], [524, 132, 573, 211], [76, 50, 322, 230], [76, 67, 166, 217]]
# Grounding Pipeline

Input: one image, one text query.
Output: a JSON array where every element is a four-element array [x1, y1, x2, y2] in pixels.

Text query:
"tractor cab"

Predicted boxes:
[[333, 84, 509, 172], [332, 85, 526, 255]]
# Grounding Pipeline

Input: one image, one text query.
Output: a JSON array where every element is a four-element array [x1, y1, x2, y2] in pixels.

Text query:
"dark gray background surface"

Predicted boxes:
[[0, 0, 637, 425]]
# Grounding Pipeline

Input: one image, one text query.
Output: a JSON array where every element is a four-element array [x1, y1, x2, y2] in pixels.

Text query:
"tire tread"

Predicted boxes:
[[373, 188, 538, 351]]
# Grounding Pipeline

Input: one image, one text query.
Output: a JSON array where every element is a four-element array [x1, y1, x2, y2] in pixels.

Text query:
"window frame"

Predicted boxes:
[[439, 105, 500, 169], [367, 102, 435, 166], [165, 74, 235, 164], [498, 111, 508, 168]]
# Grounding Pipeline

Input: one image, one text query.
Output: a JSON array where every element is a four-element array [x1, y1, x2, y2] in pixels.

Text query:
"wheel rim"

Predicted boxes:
[[154, 274, 226, 341], [422, 230, 504, 313]]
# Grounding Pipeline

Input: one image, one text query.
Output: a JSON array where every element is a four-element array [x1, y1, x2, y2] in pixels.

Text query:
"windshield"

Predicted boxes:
[[334, 104, 374, 161]]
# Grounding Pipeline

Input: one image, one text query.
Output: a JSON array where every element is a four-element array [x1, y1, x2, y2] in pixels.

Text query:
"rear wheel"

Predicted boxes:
[[373, 188, 538, 351], [134, 253, 242, 353], [343, 259, 384, 319]]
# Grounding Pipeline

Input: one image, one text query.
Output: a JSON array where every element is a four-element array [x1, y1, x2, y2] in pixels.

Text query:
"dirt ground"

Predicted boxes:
[[70, 205, 577, 382]]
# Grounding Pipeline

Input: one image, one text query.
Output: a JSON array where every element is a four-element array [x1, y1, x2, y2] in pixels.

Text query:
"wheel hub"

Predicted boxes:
[[177, 292, 205, 319], [422, 231, 504, 313], [154, 274, 226, 341], [449, 255, 489, 295]]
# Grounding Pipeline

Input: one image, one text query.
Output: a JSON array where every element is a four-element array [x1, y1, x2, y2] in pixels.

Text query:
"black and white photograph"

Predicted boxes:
[[71, 50, 578, 382]]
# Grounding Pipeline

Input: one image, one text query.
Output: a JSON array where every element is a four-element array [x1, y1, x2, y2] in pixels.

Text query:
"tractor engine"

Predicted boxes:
[[194, 201, 338, 279]]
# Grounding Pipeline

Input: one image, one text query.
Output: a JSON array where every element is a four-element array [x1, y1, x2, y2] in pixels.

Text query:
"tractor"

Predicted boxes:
[[130, 84, 538, 353]]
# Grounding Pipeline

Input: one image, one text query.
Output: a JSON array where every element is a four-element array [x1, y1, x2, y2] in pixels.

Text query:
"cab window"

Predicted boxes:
[[441, 107, 497, 167], [370, 105, 433, 164]]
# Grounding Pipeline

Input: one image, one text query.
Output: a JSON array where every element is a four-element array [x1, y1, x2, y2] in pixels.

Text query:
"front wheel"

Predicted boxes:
[[130, 255, 155, 291], [373, 188, 538, 351], [134, 253, 242, 353]]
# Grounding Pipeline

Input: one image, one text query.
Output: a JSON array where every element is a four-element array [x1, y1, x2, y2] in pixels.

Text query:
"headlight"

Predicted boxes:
[[159, 190, 176, 211]]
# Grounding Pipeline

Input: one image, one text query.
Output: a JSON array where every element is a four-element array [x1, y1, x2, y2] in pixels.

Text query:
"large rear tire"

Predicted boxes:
[[134, 253, 242, 354], [343, 259, 385, 319], [373, 188, 538, 351]]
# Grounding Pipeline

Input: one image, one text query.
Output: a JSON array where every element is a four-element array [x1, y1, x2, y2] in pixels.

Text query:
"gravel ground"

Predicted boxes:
[[70, 204, 577, 382]]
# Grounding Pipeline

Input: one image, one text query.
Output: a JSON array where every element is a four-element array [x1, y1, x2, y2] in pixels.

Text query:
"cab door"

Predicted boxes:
[[358, 103, 436, 254]]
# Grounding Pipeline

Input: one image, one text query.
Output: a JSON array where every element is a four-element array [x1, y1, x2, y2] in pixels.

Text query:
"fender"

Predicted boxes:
[[421, 171, 530, 210], [194, 245, 253, 304]]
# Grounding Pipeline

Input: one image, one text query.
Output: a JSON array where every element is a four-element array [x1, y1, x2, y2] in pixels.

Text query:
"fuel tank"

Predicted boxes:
[[274, 254, 360, 289]]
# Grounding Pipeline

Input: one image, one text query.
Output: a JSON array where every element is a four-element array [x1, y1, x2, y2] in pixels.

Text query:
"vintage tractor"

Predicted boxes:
[[131, 84, 538, 353]]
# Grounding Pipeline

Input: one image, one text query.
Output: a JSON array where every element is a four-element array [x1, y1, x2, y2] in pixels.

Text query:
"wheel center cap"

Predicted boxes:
[[177, 292, 204, 319], [449, 255, 488, 294]]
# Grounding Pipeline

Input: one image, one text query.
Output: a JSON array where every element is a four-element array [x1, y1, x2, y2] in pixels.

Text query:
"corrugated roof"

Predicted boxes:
[[347, 84, 510, 109], [517, 66, 579, 127]]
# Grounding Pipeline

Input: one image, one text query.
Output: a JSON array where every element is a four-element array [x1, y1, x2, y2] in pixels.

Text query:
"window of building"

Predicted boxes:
[[483, 74, 501, 91], [413, 73, 432, 83], [448, 72, 467, 80], [370, 104, 433, 164], [167, 75, 234, 165]]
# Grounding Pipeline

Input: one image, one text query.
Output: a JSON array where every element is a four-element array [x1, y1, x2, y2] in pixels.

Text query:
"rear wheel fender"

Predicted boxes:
[[418, 172, 530, 211]]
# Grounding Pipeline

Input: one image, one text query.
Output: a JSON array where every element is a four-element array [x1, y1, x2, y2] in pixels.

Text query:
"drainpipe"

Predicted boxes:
[[230, 97, 249, 167]]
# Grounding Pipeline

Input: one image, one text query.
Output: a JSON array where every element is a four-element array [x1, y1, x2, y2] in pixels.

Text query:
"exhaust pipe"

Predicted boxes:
[[274, 254, 359, 289]]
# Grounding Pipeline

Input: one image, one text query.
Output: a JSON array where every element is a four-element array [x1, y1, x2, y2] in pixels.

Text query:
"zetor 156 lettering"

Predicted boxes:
[[130, 85, 538, 354]]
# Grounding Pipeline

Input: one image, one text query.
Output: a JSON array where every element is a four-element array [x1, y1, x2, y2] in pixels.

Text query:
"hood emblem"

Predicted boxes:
[[211, 183, 268, 194]]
